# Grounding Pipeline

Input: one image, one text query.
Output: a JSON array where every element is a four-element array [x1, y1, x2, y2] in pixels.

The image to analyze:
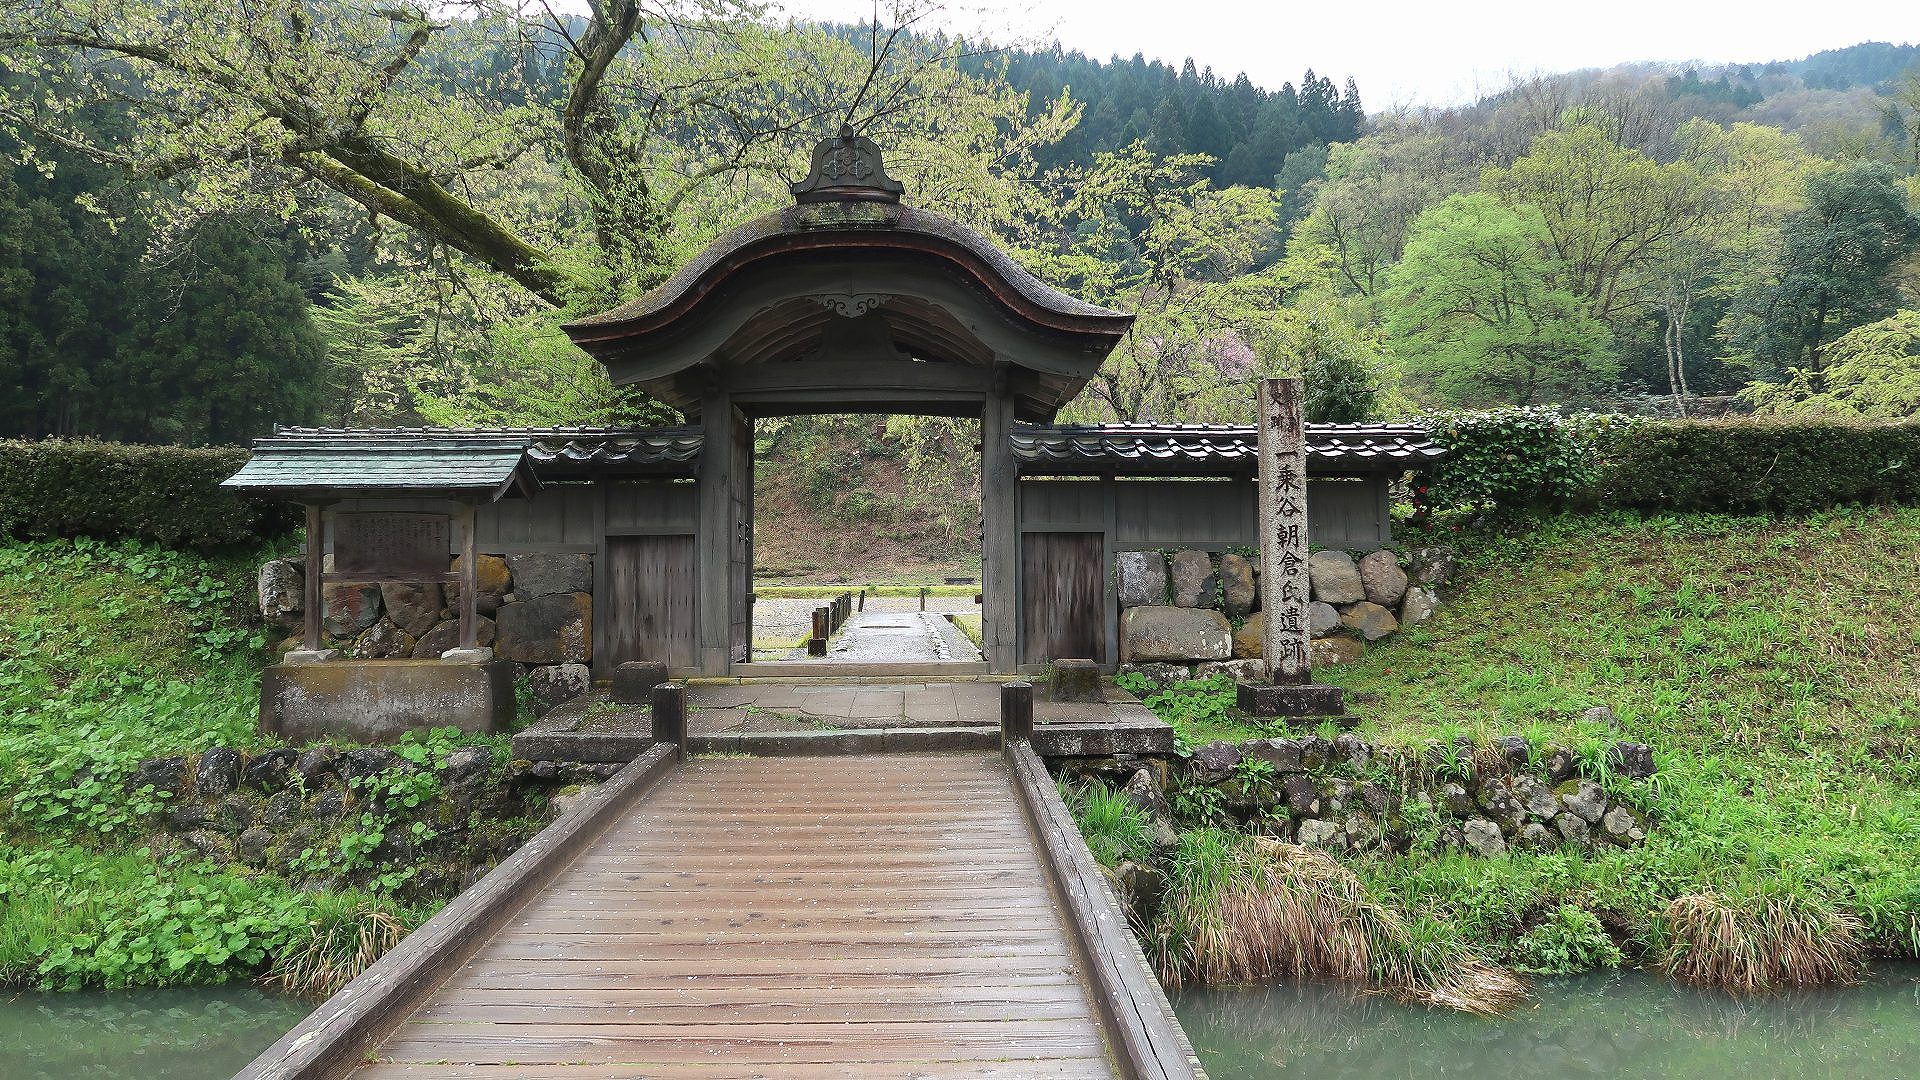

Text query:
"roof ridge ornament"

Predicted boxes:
[[791, 125, 905, 205]]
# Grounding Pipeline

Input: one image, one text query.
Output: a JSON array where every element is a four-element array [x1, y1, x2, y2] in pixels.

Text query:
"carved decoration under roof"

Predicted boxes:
[[790, 126, 906, 204]]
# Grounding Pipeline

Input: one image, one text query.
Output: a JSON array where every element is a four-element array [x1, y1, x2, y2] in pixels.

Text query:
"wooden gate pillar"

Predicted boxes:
[[980, 380, 1019, 674]]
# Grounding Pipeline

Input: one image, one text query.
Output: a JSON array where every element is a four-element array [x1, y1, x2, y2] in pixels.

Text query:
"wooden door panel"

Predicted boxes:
[[604, 535, 698, 670], [1019, 532, 1105, 665]]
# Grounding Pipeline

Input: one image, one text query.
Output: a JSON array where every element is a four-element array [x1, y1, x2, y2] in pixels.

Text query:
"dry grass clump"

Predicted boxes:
[[1155, 832, 1525, 1015], [265, 904, 407, 998], [1662, 891, 1864, 994]]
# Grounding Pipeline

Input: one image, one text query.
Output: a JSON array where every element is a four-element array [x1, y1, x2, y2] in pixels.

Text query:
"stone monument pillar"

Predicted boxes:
[[1237, 377, 1346, 717]]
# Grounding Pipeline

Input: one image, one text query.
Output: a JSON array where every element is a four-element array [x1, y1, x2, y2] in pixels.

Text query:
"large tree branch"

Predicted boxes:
[[561, 0, 642, 192], [300, 146, 576, 306]]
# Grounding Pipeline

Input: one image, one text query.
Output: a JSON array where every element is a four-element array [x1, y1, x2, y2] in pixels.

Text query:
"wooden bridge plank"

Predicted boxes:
[[354, 753, 1122, 1079]]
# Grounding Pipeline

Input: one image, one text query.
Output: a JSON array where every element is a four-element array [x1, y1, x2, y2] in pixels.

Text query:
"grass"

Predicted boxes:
[[0, 536, 498, 992], [951, 613, 984, 649], [1151, 830, 1525, 1014], [1057, 779, 1152, 867], [1123, 509, 1920, 1000]]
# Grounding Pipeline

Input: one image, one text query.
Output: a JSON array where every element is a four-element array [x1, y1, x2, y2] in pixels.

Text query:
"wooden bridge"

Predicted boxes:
[[236, 705, 1202, 1079]]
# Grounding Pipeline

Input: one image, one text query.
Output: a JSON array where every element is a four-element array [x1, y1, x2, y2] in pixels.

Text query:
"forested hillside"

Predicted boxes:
[[1, 8, 1917, 456]]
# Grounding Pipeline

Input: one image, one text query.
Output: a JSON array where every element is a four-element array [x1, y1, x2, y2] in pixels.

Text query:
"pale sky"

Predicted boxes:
[[777, 0, 1917, 107]]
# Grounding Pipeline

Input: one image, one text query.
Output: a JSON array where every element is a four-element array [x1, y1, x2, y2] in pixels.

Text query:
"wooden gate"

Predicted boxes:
[[1020, 531, 1105, 665], [604, 535, 698, 671]]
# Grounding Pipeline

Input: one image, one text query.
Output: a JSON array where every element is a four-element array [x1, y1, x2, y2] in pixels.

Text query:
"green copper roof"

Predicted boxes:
[[222, 440, 536, 500]]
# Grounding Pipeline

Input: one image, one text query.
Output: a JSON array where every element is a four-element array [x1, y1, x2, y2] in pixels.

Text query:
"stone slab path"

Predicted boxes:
[[775, 610, 983, 665]]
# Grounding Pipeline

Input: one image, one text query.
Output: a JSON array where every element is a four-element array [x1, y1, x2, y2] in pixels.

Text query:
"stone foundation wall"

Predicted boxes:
[[127, 744, 616, 897], [1114, 544, 1455, 679], [1059, 731, 1656, 862], [259, 553, 595, 715]]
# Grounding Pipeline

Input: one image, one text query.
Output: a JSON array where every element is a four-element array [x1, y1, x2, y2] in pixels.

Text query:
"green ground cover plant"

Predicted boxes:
[[0, 536, 516, 993], [1116, 509, 1920, 1002]]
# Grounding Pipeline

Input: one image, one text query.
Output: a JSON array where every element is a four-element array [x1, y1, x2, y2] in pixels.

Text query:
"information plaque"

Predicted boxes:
[[332, 512, 451, 578]]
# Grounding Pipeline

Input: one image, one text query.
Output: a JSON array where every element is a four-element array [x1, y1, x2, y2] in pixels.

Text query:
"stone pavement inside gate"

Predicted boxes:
[[512, 679, 1175, 761]]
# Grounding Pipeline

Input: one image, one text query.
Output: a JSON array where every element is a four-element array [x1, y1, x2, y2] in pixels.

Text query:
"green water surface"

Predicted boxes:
[[0, 986, 309, 1080], [1175, 965, 1920, 1079]]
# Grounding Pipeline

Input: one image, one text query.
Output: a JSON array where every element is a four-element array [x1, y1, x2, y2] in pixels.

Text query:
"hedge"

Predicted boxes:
[[1424, 412, 1920, 516], [0, 440, 295, 549]]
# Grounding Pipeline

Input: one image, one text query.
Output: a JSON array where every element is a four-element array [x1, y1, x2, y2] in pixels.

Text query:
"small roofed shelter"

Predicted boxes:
[[561, 127, 1134, 673], [225, 434, 544, 656]]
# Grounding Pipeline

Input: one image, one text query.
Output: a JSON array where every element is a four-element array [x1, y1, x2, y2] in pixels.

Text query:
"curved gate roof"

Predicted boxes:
[[564, 130, 1133, 422]]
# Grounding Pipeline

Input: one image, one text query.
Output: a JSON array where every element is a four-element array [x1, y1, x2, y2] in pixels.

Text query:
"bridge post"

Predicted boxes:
[[1000, 681, 1034, 745], [651, 682, 688, 760]]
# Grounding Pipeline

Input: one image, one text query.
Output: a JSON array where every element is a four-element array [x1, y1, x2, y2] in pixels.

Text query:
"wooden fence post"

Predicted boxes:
[[651, 683, 687, 760], [1000, 681, 1034, 745], [809, 607, 829, 656]]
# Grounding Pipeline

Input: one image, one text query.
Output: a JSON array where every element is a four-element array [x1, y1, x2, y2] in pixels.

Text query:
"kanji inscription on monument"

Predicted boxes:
[[333, 513, 451, 578], [1238, 376, 1346, 717], [1259, 378, 1313, 685]]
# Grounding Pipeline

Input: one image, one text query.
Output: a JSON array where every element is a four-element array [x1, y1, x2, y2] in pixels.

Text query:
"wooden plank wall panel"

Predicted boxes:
[[1021, 476, 1390, 552], [354, 754, 1117, 1079], [1020, 532, 1106, 665], [1020, 479, 1106, 531], [603, 535, 698, 670], [605, 480, 698, 532]]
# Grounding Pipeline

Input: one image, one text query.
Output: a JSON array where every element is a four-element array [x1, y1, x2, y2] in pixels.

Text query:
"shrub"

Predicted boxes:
[[1422, 412, 1920, 517], [1512, 904, 1624, 975], [1587, 418, 1920, 513], [1422, 408, 1600, 514], [0, 440, 293, 549]]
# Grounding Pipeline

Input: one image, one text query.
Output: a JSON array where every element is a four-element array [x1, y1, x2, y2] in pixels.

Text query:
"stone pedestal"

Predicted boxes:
[[260, 659, 515, 744], [1235, 680, 1347, 717], [612, 660, 671, 704], [1050, 659, 1102, 703]]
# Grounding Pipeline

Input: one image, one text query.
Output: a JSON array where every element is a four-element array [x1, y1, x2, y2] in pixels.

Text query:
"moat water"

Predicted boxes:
[[6, 966, 1917, 1078], [0, 985, 310, 1079], [1173, 964, 1920, 1079]]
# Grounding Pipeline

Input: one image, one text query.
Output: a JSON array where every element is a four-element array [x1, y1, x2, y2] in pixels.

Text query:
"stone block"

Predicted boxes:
[[1115, 551, 1168, 608], [1406, 545, 1457, 587], [1308, 601, 1341, 637], [351, 620, 415, 659], [260, 659, 516, 744], [412, 616, 496, 658], [380, 581, 445, 636], [1120, 606, 1231, 663], [505, 553, 594, 600], [1235, 681, 1346, 716], [612, 661, 670, 704], [1339, 601, 1399, 641], [258, 559, 303, 628], [1170, 550, 1218, 608], [448, 554, 511, 613], [1400, 586, 1438, 627], [1050, 659, 1102, 703], [1311, 637, 1365, 666], [1609, 741, 1656, 780], [496, 592, 592, 664], [1308, 550, 1364, 605], [529, 663, 592, 716], [1116, 661, 1192, 688], [440, 647, 494, 664], [1357, 549, 1409, 608], [1232, 612, 1263, 659], [194, 748, 241, 798], [321, 583, 381, 638], [1219, 553, 1257, 617], [1195, 658, 1267, 682]]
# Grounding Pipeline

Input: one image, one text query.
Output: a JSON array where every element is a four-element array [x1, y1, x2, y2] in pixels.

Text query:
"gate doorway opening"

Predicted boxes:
[[746, 413, 984, 670]]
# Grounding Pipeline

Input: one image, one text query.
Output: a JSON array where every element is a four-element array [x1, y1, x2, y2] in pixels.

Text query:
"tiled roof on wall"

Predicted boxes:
[[1010, 423, 1444, 475]]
